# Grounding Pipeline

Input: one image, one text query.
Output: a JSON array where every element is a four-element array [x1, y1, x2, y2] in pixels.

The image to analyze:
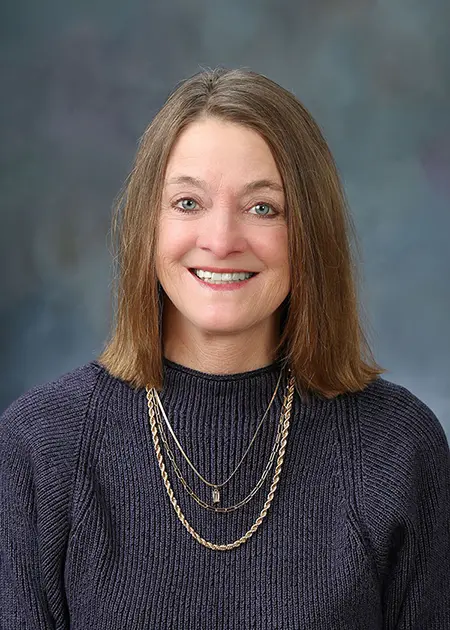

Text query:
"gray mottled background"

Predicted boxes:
[[1, 0, 449, 435]]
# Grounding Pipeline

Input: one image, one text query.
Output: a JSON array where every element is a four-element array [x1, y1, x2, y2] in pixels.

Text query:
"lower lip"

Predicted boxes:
[[189, 270, 257, 291]]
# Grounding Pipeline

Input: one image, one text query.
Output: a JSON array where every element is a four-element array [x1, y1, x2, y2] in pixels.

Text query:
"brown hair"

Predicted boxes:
[[98, 67, 385, 399]]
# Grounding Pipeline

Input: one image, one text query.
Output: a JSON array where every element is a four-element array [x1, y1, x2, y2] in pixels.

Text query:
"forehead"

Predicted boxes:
[[164, 118, 283, 188]]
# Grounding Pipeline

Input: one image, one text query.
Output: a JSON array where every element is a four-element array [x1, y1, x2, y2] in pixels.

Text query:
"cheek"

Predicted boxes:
[[253, 226, 289, 270], [262, 228, 290, 294], [156, 219, 195, 268]]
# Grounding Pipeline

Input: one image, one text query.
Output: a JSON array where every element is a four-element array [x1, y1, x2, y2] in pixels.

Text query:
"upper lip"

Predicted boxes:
[[189, 267, 257, 273]]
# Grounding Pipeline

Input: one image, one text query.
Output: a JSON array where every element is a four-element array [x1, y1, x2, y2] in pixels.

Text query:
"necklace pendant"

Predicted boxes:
[[212, 487, 220, 505]]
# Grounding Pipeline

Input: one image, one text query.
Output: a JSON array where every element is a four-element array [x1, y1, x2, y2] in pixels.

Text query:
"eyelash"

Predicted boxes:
[[172, 197, 279, 218]]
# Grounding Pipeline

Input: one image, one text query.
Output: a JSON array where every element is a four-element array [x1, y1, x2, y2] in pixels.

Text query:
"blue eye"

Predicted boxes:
[[176, 198, 198, 212], [249, 203, 276, 217]]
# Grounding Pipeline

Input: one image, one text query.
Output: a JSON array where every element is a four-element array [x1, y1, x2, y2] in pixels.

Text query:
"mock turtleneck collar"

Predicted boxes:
[[162, 356, 284, 381]]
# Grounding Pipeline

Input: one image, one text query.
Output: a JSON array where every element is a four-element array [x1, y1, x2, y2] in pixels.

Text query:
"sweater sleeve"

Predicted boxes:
[[0, 364, 99, 629], [359, 379, 450, 629]]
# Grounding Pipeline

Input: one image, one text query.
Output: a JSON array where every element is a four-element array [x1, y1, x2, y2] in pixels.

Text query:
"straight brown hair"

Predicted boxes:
[[98, 67, 385, 400]]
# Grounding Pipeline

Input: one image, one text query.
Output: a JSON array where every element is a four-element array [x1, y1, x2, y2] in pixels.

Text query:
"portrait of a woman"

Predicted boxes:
[[1, 68, 449, 629]]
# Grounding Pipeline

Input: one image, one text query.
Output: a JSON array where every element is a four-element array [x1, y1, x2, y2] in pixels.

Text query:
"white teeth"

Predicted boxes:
[[193, 269, 254, 283]]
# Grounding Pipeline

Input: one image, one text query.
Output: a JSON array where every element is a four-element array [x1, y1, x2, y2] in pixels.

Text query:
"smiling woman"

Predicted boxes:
[[99, 69, 383, 396], [1, 68, 449, 629]]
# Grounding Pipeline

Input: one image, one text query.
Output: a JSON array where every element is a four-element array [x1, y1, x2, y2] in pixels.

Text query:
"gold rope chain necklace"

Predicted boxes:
[[151, 368, 283, 506], [145, 369, 296, 551], [148, 383, 284, 512]]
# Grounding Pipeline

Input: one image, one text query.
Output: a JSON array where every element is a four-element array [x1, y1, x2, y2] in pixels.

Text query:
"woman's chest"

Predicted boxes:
[[64, 419, 381, 629]]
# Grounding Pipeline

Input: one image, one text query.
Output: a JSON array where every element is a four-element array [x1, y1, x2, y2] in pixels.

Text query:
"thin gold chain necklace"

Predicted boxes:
[[145, 369, 295, 551], [148, 378, 285, 512], [152, 368, 283, 505]]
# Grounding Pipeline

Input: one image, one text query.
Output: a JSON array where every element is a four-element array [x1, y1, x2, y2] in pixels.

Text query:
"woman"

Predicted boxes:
[[1, 68, 449, 629]]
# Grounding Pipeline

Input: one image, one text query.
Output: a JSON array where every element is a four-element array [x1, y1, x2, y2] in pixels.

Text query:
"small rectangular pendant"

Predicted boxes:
[[212, 487, 220, 504]]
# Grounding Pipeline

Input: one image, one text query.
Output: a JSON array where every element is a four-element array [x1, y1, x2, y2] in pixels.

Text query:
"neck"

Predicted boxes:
[[162, 302, 280, 375]]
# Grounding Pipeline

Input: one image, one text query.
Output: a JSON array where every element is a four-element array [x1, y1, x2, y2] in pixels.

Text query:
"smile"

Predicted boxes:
[[190, 269, 257, 284]]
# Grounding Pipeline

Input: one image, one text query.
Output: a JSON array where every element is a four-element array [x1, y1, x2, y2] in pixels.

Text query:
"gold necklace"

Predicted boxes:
[[148, 379, 285, 512], [152, 368, 283, 506], [145, 369, 295, 551]]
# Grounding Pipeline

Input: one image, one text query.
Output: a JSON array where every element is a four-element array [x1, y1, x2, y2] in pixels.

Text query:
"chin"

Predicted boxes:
[[193, 320, 245, 335], [190, 313, 252, 335]]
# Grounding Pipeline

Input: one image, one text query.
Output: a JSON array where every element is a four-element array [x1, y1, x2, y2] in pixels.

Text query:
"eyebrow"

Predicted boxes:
[[166, 175, 284, 195]]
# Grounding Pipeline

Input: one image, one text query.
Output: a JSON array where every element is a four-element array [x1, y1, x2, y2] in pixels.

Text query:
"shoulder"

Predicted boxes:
[[345, 377, 450, 604], [355, 376, 449, 460], [350, 376, 450, 542], [0, 361, 110, 529], [0, 361, 104, 460]]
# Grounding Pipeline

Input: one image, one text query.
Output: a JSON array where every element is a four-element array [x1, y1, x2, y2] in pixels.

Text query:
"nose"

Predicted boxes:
[[196, 206, 247, 259]]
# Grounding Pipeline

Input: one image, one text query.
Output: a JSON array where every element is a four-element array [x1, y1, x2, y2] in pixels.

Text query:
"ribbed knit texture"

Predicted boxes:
[[1, 359, 449, 629]]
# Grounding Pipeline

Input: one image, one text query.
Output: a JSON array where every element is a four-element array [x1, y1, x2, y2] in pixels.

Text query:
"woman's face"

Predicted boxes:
[[156, 117, 290, 340]]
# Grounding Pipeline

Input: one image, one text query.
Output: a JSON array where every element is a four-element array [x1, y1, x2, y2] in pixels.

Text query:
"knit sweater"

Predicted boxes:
[[1, 359, 449, 630]]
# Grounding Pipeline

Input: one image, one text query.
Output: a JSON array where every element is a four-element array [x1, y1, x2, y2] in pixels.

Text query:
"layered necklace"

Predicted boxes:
[[145, 365, 295, 551]]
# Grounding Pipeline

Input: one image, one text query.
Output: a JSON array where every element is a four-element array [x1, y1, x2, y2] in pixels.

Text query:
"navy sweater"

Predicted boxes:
[[1, 359, 449, 629]]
